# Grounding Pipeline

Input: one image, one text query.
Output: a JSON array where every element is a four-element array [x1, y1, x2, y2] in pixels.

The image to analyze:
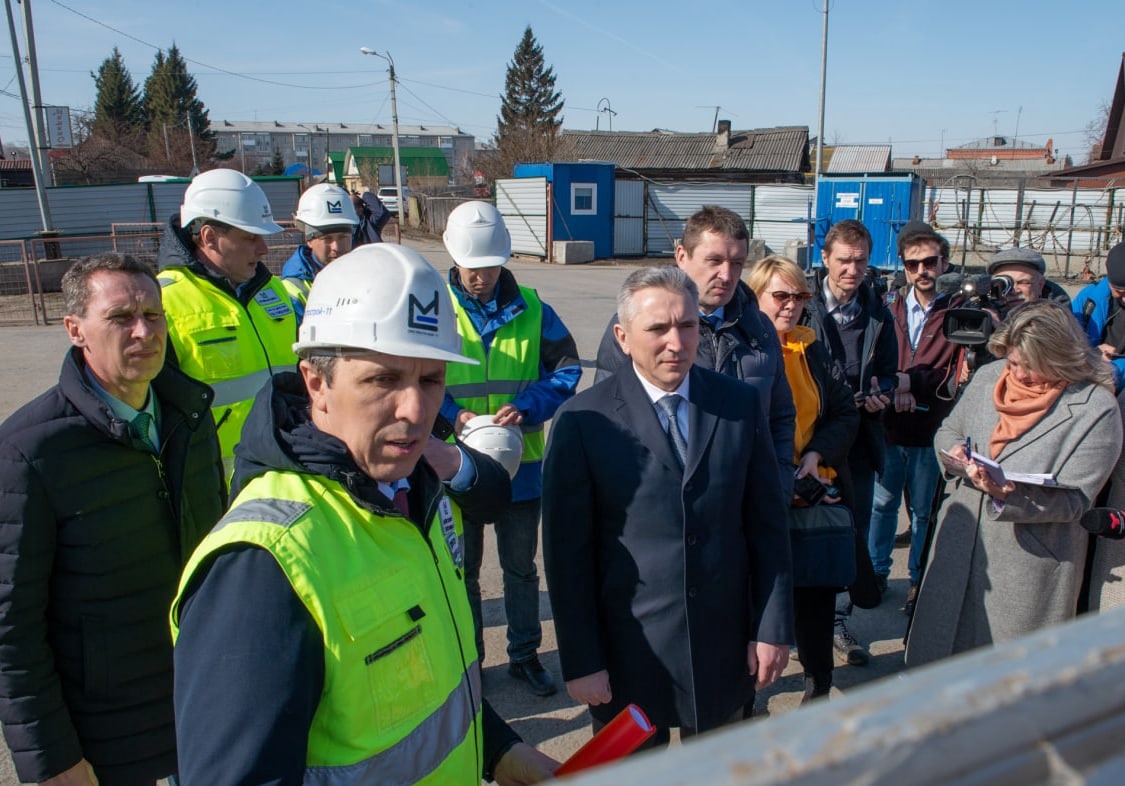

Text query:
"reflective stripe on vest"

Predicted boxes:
[[159, 268, 298, 464], [445, 286, 545, 463], [172, 472, 483, 785], [283, 276, 311, 306], [303, 665, 482, 786]]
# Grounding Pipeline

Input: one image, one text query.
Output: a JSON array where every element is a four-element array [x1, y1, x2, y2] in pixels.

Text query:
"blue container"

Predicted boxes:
[[513, 161, 615, 259], [812, 173, 923, 271]]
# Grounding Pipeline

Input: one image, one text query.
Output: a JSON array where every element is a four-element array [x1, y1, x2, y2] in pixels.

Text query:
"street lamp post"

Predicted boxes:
[[360, 47, 404, 225]]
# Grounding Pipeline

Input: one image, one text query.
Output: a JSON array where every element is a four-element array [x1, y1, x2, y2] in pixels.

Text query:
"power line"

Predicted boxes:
[[46, 0, 378, 91]]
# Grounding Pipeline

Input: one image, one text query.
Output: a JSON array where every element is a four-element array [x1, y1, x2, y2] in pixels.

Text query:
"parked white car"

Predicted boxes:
[[378, 186, 411, 216]]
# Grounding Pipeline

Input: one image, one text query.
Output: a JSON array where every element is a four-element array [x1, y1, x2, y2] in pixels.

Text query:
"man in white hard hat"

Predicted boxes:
[[172, 244, 558, 785], [441, 200, 582, 697], [281, 183, 361, 320], [157, 168, 299, 474]]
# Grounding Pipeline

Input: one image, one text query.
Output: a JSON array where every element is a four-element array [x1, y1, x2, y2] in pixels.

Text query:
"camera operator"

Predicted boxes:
[[1072, 241, 1125, 391], [988, 247, 1071, 316]]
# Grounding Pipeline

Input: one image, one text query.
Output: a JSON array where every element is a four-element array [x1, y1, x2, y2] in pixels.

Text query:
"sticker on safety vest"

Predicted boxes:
[[255, 287, 293, 319], [438, 497, 463, 568]]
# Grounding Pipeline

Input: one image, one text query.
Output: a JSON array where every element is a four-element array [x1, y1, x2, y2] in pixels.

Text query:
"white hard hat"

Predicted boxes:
[[181, 169, 284, 235], [443, 201, 511, 269], [294, 243, 477, 365], [460, 415, 523, 479], [295, 183, 360, 232]]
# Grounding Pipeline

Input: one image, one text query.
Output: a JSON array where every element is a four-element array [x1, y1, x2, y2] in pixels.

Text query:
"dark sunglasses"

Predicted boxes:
[[769, 290, 813, 304], [902, 255, 943, 272]]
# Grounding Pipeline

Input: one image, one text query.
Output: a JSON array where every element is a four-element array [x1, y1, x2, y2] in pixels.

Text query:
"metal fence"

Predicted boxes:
[[0, 223, 304, 326], [925, 180, 1124, 279]]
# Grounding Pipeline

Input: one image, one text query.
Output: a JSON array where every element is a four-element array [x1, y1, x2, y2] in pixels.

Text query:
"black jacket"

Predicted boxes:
[[802, 271, 899, 471], [595, 281, 797, 494], [175, 374, 519, 785], [0, 349, 225, 785]]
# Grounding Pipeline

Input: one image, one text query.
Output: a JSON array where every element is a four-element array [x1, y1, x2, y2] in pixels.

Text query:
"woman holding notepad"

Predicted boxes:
[[906, 300, 1121, 666]]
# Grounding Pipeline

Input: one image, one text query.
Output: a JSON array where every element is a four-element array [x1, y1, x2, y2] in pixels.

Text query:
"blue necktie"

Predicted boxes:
[[656, 395, 687, 469]]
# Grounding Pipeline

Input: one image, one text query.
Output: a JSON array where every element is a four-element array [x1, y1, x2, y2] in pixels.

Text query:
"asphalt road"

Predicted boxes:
[[0, 240, 918, 784]]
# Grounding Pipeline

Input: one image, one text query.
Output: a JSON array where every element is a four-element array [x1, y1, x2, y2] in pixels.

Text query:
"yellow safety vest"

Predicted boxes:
[[282, 276, 311, 308], [445, 286, 545, 465], [158, 268, 298, 470], [171, 470, 483, 785]]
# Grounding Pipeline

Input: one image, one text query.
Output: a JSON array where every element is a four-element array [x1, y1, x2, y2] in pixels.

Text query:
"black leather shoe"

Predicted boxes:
[[509, 656, 557, 696], [893, 530, 911, 548]]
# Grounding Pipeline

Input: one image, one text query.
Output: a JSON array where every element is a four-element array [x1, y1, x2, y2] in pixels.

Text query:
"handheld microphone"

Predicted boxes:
[[1080, 507, 1125, 539]]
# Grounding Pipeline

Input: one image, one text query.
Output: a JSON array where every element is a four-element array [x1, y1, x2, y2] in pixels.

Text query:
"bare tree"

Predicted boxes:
[[1084, 101, 1111, 164]]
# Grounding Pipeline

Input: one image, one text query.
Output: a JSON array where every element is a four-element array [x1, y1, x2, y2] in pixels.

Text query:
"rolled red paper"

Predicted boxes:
[[556, 703, 657, 776]]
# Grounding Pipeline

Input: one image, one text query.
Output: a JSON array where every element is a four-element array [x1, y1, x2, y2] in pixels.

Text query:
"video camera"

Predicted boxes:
[[939, 272, 1014, 347]]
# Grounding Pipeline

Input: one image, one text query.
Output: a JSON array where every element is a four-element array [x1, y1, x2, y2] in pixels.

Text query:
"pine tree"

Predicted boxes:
[[491, 26, 564, 174], [142, 44, 215, 169], [91, 47, 143, 139]]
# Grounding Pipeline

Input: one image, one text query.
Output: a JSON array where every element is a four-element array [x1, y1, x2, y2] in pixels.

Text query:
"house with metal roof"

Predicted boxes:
[[558, 122, 809, 183], [341, 146, 450, 193], [1046, 53, 1125, 187]]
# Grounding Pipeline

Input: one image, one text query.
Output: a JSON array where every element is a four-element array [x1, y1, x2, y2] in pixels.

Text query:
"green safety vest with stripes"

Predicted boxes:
[[171, 469, 483, 785], [158, 268, 298, 470], [445, 286, 545, 466]]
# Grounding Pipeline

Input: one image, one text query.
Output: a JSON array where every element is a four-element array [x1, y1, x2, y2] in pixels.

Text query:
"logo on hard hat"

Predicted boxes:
[[326, 200, 343, 214], [408, 293, 440, 332]]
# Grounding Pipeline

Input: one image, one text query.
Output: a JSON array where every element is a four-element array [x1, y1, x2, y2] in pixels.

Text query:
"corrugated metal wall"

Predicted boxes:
[[613, 180, 644, 256], [753, 185, 814, 252], [638, 183, 814, 256], [496, 177, 548, 257], [0, 180, 301, 241]]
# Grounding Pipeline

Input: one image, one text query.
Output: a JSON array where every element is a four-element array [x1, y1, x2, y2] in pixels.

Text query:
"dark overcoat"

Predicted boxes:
[[542, 365, 793, 732]]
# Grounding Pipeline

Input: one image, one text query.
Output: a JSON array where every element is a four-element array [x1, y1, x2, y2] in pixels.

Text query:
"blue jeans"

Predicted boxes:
[[868, 444, 940, 585], [463, 498, 544, 663]]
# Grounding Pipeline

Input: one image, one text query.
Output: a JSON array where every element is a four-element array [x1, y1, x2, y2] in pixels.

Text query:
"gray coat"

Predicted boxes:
[[1087, 390, 1125, 611], [905, 361, 1122, 667]]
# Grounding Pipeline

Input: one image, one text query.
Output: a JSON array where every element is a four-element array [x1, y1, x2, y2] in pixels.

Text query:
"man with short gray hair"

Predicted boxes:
[[544, 265, 793, 746]]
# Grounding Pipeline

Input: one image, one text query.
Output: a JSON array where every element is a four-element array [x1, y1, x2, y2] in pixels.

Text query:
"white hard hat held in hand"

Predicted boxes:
[[442, 201, 511, 269], [181, 169, 284, 235], [293, 243, 477, 365], [460, 415, 523, 479]]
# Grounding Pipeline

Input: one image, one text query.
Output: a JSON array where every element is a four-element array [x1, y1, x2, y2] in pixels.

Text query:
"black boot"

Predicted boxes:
[[802, 672, 831, 704]]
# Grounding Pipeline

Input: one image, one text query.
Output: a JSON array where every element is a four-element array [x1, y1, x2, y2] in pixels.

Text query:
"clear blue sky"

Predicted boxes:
[[1, 0, 1120, 164]]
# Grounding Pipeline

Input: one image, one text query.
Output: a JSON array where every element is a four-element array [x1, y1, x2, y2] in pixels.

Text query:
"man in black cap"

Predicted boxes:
[[1073, 241, 1125, 390]]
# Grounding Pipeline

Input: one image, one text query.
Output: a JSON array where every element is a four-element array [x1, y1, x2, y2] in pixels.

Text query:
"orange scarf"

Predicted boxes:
[[989, 366, 1065, 458], [781, 326, 837, 483]]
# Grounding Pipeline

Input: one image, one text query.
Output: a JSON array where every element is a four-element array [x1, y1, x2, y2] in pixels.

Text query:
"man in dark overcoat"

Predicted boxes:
[[543, 266, 793, 744]]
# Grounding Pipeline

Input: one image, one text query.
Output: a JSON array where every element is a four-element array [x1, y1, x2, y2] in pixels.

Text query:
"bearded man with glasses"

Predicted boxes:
[[869, 221, 963, 618]]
